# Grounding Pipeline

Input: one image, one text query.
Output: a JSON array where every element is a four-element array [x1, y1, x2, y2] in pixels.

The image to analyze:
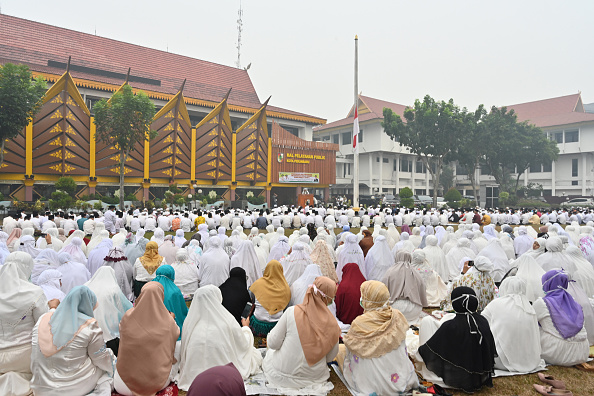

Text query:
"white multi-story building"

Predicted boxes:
[[313, 96, 436, 198], [314, 93, 594, 206]]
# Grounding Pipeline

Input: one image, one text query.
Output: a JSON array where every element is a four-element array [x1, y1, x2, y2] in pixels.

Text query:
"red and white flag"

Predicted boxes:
[[353, 106, 359, 153]]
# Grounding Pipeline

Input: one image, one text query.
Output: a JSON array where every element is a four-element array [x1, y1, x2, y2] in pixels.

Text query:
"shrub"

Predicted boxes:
[[100, 196, 119, 204], [49, 190, 73, 211], [444, 187, 462, 208], [248, 195, 266, 205], [55, 176, 77, 195], [93, 201, 103, 211], [399, 187, 414, 208]]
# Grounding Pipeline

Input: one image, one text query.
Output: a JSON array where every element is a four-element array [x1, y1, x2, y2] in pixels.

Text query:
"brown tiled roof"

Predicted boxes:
[[315, 95, 407, 131], [0, 14, 325, 124], [505, 93, 594, 128]]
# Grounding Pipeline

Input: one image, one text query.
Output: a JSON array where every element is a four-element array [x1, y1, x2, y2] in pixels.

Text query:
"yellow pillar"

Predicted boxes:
[[231, 132, 237, 183], [267, 136, 272, 185], [144, 136, 150, 180], [25, 122, 33, 175], [89, 117, 96, 178], [191, 127, 196, 181]]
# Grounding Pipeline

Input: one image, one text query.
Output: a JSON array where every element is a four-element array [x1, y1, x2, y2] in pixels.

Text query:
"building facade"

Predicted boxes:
[[314, 93, 594, 206], [0, 15, 336, 205]]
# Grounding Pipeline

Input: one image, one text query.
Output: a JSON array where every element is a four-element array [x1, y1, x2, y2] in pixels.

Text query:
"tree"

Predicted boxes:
[[444, 187, 462, 208], [455, 105, 487, 206], [439, 164, 455, 193], [0, 63, 46, 168], [55, 176, 77, 196], [383, 95, 468, 207], [481, 107, 559, 195], [93, 84, 156, 210], [399, 187, 414, 208]]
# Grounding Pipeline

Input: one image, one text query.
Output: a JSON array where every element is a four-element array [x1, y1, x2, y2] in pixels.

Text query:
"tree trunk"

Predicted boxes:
[[472, 159, 479, 206], [119, 149, 129, 211]]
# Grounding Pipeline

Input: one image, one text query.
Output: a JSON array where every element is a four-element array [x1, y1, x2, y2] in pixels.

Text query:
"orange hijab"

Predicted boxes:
[[249, 260, 290, 315], [116, 282, 179, 396], [294, 276, 341, 366], [139, 241, 164, 275]]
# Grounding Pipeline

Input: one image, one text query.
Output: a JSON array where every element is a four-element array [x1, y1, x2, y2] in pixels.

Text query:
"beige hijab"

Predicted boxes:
[[310, 239, 339, 283], [139, 241, 164, 275], [294, 276, 341, 366], [342, 280, 408, 359], [117, 282, 179, 396]]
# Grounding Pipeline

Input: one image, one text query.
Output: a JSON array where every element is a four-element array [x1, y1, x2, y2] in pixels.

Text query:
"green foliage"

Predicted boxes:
[[144, 200, 155, 211], [480, 107, 559, 195], [0, 192, 4, 201], [80, 194, 97, 201], [399, 187, 414, 208], [439, 165, 455, 193], [0, 63, 47, 167], [100, 196, 119, 204], [498, 191, 510, 207], [517, 199, 550, 208], [517, 182, 544, 199], [49, 190, 73, 211], [444, 187, 462, 202], [93, 201, 103, 211], [125, 193, 137, 201], [248, 195, 266, 205], [383, 95, 470, 206], [93, 84, 156, 209], [55, 176, 77, 195]]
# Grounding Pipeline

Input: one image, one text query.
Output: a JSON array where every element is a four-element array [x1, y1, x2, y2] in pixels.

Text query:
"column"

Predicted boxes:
[[394, 155, 400, 194], [142, 181, 150, 202], [296, 186, 302, 195], [582, 154, 587, 195], [425, 164, 429, 195], [24, 179, 34, 202], [368, 154, 373, 195], [266, 188, 271, 208], [410, 156, 415, 194], [379, 152, 383, 195], [230, 187, 236, 202], [524, 168, 529, 187], [324, 186, 330, 201], [551, 161, 557, 196], [87, 180, 97, 196]]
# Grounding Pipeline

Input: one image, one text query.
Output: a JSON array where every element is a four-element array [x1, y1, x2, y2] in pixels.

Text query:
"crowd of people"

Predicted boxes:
[[0, 203, 593, 395]]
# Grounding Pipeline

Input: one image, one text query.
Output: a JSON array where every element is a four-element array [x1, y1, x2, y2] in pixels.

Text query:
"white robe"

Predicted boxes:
[[263, 307, 338, 395], [230, 240, 263, 288]]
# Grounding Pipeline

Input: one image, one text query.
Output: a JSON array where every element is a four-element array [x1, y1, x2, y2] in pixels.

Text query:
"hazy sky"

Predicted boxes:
[[3, 0, 594, 122]]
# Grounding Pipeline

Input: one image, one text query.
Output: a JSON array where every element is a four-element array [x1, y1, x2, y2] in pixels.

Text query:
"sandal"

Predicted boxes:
[[533, 384, 573, 395], [575, 362, 594, 372], [538, 373, 565, 389]]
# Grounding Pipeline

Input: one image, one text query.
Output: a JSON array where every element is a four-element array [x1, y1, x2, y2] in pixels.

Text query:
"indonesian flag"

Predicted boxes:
[[353, 106, 359, 153]]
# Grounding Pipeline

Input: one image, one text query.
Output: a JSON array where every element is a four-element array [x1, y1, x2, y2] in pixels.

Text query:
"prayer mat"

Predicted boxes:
[[112, 382, 178, 396]]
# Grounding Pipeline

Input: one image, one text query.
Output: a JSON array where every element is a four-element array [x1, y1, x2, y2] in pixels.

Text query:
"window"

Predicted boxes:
[[341, 132, 352, 146], [376, 157, 380, 163], [565, 130, 579, 143], [312, 137, 321, 142], [382, 158, 389, 163], [542, 161, 552, 172], [358, 129, 363, 143], [415, 189, 425, 195], [393, 159, 397, 171], [342, 163, 351, 177], [415, 161, 425, 173], [543, 189, 552, 197], [529, 163, 541, 173], [572, 158, 578, 177], [555, 132, 563, 143], [572, 180, 579, 186], [332, 134, 339, 144], [456, 164, 468, 176], [400, 159, 412, 172]]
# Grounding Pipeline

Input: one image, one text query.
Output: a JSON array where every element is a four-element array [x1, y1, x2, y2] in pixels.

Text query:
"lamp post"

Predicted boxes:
[[187, 194, 193, 210]]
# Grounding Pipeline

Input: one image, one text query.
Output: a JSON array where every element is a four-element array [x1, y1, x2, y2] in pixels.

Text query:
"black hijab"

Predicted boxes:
[[307, 223, 317, 241], [418, 286, 495, 393], [219, 267, 251, 325]]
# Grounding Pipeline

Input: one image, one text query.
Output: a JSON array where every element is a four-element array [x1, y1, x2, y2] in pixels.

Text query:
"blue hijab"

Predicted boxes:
[[153, 265, 188, 340], [49, 285, 97, 350]]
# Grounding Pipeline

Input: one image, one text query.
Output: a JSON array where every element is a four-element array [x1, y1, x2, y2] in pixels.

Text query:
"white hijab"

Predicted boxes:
[[86, 238, 114, 276], [565, 245, 594, 297], [423, 235, 450, 282], [199, 238, 230, 287], [85, 266, 132, 342], [230, 240, 263, 287], [38, 269, 66, 301], [482, 277, 543, 373], [391, 232, 415, 256], [445, 238, 476, 281], [0, 252, 45, 324], [336, 233, 365, 282], [267, 236, 290, 263], [280, 242, 313, 285], [86, 229, 109, 255], [174, 229, 187, 248], [57, 252, 91, 294], [58, 237, 87, 266], [536, 236, 576, 273], [363, 235, 393, 281], [477, 239, 512, 283], [177, 285, 262, 390], [290, 264, 322, 306]]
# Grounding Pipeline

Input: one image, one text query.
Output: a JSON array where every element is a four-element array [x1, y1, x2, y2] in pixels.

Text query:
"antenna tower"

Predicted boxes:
[[236, 0, 243, 68]]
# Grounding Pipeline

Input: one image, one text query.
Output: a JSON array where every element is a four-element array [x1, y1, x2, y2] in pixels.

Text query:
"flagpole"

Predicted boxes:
[[353, 35, 359, 208]]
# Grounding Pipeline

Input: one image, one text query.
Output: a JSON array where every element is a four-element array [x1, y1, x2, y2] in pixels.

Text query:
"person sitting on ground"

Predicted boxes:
[[152, 264, 189, 341], [335, 262, 365, 325], [338, 280, 419, 394], [248, 260, 291, 337], [186, 363, 247, 396], [482, 277, 545, 373], [219, 267, 253, 326], [533, 269, 590, 366], [114, 282, 178, 396], [418, 286, 496, 393], [262, 276, 341, 395], [176, 285, 262, 390], [31, 286, 115, 395], [132, 241, 166, 297]]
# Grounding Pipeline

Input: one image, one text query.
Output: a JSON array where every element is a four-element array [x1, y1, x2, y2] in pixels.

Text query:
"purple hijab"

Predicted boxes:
[[187, 363, 246, 396], [542, 269, 584, 339], [401, 224, 412, 234]]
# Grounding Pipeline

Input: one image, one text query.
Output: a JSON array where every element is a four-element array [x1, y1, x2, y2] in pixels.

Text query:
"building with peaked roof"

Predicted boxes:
[[0, 14, 336, 205], [314, 95, 437, 198], [315, 92, 594, 206]]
